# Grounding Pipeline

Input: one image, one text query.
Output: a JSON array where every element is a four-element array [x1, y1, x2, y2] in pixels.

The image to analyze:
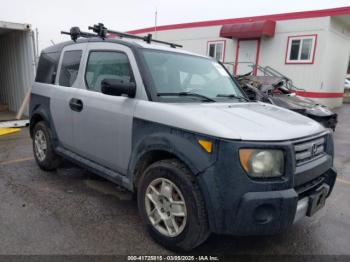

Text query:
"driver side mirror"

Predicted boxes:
[[101, 79, 136, 98]]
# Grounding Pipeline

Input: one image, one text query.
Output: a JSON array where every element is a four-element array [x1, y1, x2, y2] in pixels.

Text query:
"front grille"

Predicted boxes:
[[294, 136, 326, 165], [295, 175, 325, 198]]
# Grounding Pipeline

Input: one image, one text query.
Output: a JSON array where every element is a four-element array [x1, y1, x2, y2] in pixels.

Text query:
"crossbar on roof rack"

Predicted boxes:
[[88, 23, 183, 48], [61, 23, 183, 48]]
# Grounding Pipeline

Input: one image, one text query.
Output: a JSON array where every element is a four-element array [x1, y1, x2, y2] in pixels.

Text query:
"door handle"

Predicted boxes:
[[69, 98, 83, 112]]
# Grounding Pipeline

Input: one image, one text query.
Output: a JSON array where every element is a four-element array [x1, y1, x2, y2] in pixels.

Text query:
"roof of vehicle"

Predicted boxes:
[[41, 36, 206, 58]]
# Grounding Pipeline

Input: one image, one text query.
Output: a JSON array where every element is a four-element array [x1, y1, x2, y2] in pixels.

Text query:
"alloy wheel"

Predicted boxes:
[[34, 130, 47, 162], [145, 178, 187, 237]]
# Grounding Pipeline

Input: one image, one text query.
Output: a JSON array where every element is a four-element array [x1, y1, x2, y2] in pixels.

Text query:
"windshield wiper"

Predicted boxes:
[[216, 94, 250, 102], [157, 92, 216, 102]]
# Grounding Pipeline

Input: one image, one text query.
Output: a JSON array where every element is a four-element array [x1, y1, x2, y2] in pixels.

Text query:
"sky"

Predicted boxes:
[[1, 0, 350, 50]]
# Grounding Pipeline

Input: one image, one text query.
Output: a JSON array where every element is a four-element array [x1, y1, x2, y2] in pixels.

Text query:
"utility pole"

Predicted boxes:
[[35, 28, 39, 58], [154, 8, 158, 39]]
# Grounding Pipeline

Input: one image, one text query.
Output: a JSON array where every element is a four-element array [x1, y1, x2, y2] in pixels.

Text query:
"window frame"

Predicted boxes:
[[84, 49, 135, 92], [206, 40, 226, 62], [285, 34, 317, 64], [58, 49, 83, 87]]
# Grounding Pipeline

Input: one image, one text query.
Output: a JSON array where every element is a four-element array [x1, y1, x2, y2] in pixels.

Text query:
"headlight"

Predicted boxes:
[[239, 149, 284, 178]]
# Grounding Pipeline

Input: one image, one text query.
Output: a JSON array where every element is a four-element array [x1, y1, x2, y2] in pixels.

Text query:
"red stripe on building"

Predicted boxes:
[[294, 91, 344, 98], [127, 6, 350, 34]]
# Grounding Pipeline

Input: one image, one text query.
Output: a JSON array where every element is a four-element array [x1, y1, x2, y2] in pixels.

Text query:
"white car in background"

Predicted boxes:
[[345, 75, 350, 89]]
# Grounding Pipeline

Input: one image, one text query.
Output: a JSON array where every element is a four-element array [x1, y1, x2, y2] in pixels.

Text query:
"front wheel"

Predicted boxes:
[[137, 159, 209, 251]]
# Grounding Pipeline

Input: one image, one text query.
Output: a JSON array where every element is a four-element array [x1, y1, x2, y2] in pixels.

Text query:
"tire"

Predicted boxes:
[[137, 159, 210, 251], [32, 121, 61, 171]]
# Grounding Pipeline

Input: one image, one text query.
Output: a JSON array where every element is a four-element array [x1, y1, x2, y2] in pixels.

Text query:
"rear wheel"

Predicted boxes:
[[33, 121, 61, 171], [137, 159, 209, 251]]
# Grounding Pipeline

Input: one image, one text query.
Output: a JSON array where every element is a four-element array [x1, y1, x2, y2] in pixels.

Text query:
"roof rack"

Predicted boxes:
[[89, 23, 182, 48], [61, 23, 182, 48]]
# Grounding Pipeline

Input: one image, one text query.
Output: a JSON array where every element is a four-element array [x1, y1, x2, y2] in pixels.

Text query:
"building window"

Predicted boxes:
[[285, 35, 317, 64], [207, 41, 225, 62]]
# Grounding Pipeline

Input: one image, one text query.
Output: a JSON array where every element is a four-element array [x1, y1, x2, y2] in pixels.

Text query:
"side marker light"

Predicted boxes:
[[198, 139, 213, 153]]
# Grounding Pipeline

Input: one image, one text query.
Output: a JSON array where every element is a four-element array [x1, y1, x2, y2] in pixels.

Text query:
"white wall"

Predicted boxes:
[[258, 17, 346, 108], [319, 17, 350, 107], [259, 18, 328, 91], [258, 17, 350, 108]]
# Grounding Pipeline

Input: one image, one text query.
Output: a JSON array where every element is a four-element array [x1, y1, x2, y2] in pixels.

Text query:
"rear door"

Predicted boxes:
[[71, 42, 145, 174], [51, 43, 86, 150]]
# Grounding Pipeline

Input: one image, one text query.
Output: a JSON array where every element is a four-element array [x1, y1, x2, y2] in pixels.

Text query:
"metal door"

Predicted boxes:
[[235, 40, 259, 75]]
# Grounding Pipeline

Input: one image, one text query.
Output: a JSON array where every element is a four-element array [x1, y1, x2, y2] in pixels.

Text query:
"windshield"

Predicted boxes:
[[141, 49, 245, 102]]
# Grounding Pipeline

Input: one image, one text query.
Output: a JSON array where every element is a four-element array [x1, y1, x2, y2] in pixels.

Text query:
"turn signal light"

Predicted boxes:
[[198, 139, 213, 153], [239, 149, 254, 172]]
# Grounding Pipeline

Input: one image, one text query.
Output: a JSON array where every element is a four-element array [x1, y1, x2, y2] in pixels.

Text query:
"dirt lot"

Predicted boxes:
[[0, 105, 349, 256]]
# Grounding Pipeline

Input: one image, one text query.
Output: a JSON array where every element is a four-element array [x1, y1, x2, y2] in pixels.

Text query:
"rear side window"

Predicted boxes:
[[35, 52, 60, 84], [58, 50, 83, 87], [85, 51, 133, 92]]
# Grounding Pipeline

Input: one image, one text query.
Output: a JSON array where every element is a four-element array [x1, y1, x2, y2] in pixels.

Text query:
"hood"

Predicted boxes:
[[271, 94, 335, 117], [134, 101, 325, 141]]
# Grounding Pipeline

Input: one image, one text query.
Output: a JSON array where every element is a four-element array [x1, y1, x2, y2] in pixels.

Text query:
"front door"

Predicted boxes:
[[235, 39, 259, 75], [71, 42, 139, 174]]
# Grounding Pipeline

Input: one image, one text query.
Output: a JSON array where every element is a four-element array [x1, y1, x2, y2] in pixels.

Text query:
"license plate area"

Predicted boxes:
[[307, 184, 329, 217]]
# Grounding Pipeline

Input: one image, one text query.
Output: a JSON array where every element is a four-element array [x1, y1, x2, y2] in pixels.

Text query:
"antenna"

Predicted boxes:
[[154, 8, 158, 39]]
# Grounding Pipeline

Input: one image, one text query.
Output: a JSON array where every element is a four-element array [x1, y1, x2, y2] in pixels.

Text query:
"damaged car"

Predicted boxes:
[[237, 70, 338, 130]]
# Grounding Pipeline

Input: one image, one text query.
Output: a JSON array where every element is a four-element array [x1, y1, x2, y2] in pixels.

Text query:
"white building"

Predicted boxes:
[[128, 6, 350, 108]]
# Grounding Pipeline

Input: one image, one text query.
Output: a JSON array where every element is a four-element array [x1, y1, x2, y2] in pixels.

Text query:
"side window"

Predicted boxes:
[[58, 50, 82, 87], [35, 51, 60, 84], [85, 51, 133, 92]]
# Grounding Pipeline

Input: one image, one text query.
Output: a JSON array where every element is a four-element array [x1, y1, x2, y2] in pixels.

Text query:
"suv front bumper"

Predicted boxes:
[[232, 167, 336, 235], [198, 164, 337, 236], [196, 132, 336, 235]]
